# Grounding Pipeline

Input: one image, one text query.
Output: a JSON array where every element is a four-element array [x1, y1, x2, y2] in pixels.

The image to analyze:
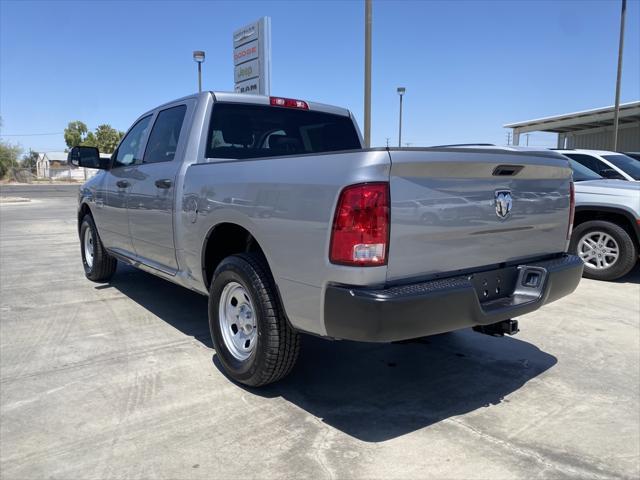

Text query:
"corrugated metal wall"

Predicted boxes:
[[567, 123, 640, 151]]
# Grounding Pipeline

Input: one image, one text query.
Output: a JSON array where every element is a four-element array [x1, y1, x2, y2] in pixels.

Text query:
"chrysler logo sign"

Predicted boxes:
[[233, 25, 256, 45], [495, 190, 513, 219]]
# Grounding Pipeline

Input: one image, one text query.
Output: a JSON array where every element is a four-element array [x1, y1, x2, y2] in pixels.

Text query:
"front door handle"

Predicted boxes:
[[116, 180, 130, 188], [155, 179, 173, 189]]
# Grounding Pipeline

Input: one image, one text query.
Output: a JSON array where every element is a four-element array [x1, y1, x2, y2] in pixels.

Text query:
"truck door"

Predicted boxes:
[[127, 103, 189, 272], [99, 115, 152, 255]]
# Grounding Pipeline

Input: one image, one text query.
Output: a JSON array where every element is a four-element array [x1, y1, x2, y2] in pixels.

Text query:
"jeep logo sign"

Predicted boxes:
[[234, 59, 259, 83], [233, 17, 271, 95]]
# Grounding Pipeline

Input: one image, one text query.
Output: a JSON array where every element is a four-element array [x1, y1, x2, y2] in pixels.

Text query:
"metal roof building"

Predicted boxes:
[[504, 101, 640, 151]]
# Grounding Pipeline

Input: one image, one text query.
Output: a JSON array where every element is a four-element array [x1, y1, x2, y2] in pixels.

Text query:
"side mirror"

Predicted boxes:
[[68, 146, 110, 170], [600, 168, 625, 180]]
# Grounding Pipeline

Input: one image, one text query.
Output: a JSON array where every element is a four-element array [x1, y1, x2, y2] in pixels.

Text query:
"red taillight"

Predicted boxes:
[[567, 181, 575, 240], [269, 97, 309, 109], [329, 183, 390, 266]]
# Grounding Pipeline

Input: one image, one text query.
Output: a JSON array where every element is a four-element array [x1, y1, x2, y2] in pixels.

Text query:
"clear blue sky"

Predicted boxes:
[[1, 0, 638, 153]]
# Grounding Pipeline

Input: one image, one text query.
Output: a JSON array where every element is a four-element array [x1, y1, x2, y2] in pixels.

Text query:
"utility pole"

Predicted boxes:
[[613, 0, 626, 151], [506, 131, 512, 146], [385, 137, 390, 148], [364, 0, 372, 148]]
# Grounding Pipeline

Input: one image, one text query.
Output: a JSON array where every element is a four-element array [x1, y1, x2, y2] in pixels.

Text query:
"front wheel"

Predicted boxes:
[[208, 253, 300, 386], [80, 214, 117, 282], [570, 220, 637, 281]]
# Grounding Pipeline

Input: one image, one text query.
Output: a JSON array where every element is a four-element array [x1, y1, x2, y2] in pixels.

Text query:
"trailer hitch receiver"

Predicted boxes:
[[473, 319, 519, 337]]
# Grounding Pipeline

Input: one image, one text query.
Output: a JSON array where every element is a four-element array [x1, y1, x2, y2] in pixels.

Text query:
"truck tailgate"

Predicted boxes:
[[387, 148, 572, 282]]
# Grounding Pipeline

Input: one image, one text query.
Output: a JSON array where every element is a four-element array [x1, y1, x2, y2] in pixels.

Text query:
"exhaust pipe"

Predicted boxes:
[[473, 319, 519, 337]]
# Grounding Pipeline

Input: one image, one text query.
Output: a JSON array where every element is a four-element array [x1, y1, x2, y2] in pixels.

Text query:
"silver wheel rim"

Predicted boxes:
[[578, 231, 619, 270], [84, 227, 94, 268], [218, 282, 257, 361]]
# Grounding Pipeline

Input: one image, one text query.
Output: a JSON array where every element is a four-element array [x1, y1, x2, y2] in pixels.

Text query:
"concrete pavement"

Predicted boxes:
[[0, 190, 638, 479]]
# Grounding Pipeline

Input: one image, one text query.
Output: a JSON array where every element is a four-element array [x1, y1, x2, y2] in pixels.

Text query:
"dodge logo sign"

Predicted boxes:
[[495, 190, 513, 219]]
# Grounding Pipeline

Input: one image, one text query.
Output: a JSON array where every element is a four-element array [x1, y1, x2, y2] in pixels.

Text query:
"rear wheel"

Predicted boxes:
[[208, 253, 300, 386], [570, 220, 637, 281], [80, 214, 117, 282]]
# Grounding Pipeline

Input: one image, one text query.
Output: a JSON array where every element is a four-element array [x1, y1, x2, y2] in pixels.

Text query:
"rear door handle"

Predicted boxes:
[[116, 180, 130, 188], [155, 179, 173, 189]]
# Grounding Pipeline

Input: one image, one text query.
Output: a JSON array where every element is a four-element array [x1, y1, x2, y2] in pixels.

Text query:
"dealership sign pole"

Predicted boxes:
[[612, 0, 626, 151], [233, 17, 271, 95]]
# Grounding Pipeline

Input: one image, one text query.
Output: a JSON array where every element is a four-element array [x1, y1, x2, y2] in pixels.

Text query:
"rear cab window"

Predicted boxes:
[[206, 102, 361, 159]]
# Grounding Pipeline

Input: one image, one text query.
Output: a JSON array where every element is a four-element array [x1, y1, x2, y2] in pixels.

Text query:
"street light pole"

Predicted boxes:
[[397, 87, 405, 147], [613, 0, 626, 151], [193, 50, 206, 93], [364, 0, 372, 148]]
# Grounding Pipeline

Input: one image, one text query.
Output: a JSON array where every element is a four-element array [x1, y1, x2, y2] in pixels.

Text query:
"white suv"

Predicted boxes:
[[556, 149, 640, 182]]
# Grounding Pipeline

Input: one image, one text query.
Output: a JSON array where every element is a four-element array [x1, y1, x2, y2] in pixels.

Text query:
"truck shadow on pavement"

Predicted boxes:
[[107, 264, 557, 443], [614, 264, 640, 284], [252, 332, 557, 442], [106, 264, 213, 347]]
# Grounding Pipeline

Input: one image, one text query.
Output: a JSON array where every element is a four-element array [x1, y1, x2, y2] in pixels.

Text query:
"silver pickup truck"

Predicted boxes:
[[71, 92, 583, 386]]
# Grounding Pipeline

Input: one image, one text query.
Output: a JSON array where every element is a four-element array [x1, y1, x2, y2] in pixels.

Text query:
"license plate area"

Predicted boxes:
[[468, 266, 519, 303]]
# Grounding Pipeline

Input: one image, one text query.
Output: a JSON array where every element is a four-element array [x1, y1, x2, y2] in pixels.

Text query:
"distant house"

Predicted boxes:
[[36, 152, 66, 178], [36, 151, 108, 180]]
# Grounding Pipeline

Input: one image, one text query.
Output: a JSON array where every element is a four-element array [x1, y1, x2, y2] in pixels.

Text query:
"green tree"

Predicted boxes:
[[21, 149, 39, 171], [64, 121, 89, 149], [95, 124, 123, 153], [0, 140, 22, 178], [64, 121, 123, 153], [83, 132, 98, 148]]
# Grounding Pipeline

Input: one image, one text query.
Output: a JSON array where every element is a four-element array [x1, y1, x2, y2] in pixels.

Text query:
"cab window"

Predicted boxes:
[[113, 116, 152, 168], [143, 105, 187, 164], [565, 154, 602, 174]]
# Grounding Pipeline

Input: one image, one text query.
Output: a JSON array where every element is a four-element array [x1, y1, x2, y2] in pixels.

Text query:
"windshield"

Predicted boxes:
[[568, 159, 603, 182], [206, 103, 362, 159], [602, 155, 640, 180]]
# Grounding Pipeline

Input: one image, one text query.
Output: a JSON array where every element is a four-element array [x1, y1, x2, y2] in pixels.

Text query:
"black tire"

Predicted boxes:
[[80, 214, 117, 282], [208, 253, 300, 387], [570, 220, 637, 281]]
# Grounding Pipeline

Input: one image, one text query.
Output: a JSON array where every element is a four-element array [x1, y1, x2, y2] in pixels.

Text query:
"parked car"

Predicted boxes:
[[567, 160, 640, 281], [556, 149, 640, 181], [70, 91, 583, 386]]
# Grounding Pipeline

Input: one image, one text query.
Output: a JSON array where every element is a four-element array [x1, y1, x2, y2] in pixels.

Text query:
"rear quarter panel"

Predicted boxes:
[[179, 150, 390, 335]]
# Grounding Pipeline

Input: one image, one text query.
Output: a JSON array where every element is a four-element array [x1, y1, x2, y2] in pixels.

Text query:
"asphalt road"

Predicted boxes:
[[0, 183, 79, 199], [1, 189, 638, 479]]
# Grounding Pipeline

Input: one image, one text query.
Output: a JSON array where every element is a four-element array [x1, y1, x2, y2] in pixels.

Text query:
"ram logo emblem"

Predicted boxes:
[[495, 190, 513, 219]]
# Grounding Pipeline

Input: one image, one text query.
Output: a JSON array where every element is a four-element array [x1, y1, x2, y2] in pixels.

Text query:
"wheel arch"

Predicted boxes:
[[201, 222, 271, 291], [574, 206, 640, 248], [78, 202, 93, 234]]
